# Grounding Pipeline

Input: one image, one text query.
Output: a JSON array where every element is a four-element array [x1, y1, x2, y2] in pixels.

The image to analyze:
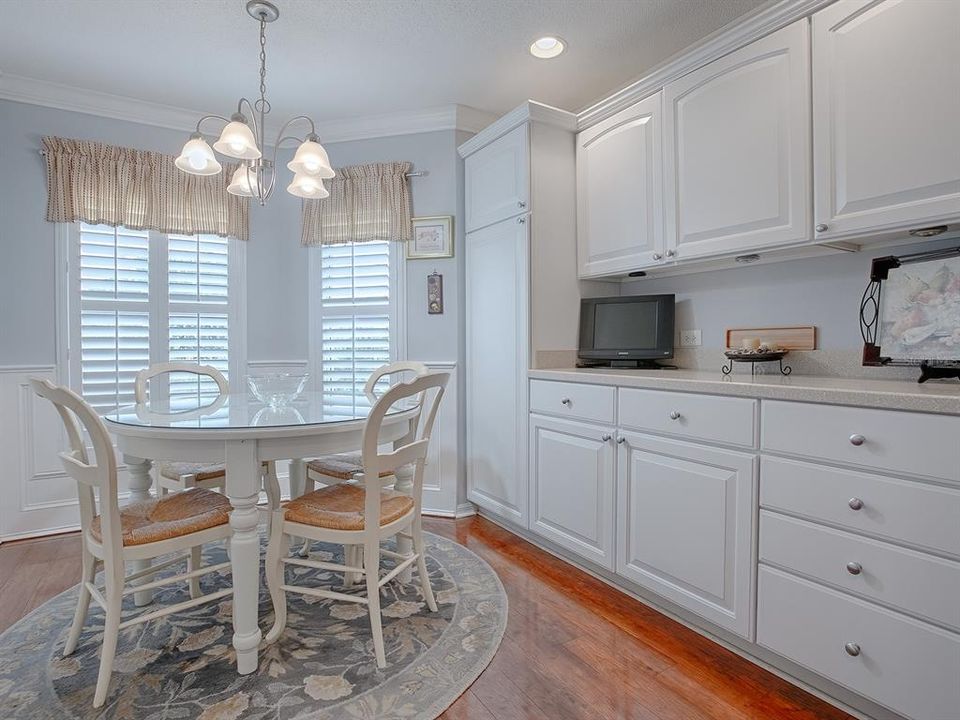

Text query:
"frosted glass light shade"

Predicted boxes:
[[287, 140, 334, 178], [175, 137, 222, 176], [213, 121, 261, 159], [227, 166, 258, 197], [287, 173, 329, 199]]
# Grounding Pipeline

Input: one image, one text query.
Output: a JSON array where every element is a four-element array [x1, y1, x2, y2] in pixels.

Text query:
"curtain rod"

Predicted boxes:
[[37, 149, 427, 178]]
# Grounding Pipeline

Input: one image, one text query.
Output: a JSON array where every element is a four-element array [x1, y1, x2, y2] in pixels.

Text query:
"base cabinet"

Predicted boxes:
[[529, 415, 616, 569], [616, 431, 757, 639]]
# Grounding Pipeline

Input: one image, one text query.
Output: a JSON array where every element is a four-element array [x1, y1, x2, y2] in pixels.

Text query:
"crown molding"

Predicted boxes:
[[457, 100, 577, 158], [576, 0, 836, 130], [0, 71, 496, 144]]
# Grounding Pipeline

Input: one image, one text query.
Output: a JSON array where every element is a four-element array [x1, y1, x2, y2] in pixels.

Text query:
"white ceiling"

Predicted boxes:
[[0, 0, 766, 123]]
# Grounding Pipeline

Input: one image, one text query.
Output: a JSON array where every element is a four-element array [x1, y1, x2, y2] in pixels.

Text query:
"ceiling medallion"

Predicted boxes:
[[175, 0, 334, 204]]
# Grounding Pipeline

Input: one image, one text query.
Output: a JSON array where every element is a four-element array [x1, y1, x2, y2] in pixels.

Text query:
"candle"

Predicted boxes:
[[740, 337, 761, 351]]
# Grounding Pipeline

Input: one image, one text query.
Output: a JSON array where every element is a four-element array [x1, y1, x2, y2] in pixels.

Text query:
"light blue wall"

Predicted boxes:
[[0, 99, 464, 372]]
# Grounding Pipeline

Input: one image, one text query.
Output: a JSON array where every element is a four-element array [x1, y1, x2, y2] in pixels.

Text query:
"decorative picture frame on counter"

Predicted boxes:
[[860, 245, 960, 383], [407, 216, 454, 259]]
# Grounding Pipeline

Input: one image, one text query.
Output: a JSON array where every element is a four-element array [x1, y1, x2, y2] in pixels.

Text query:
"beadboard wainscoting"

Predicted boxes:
[[0, 365, 133, 542]]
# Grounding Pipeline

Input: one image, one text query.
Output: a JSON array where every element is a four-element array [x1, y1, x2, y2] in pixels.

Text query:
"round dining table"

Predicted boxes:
[[103, 389, 417, 676]]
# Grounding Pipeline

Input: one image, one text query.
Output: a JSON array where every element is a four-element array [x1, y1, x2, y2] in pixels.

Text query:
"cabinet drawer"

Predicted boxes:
[[758, 566, 960, 720], [619, 388, 756, 448], [760, 512, 960, 631], [762, 400, 960, 481], [530, 380, 615, 423], [760, 456, 960, 557]]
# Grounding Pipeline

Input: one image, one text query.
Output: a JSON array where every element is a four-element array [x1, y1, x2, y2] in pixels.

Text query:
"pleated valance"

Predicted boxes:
[[301, 161, 412, 246], [43, 136, 249, 241]]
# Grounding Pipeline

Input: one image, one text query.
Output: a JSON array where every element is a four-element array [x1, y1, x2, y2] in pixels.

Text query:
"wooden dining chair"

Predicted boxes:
[[264, 371, 449, 668], [31, 378, 234, 708], [134, 362, 280, 527]]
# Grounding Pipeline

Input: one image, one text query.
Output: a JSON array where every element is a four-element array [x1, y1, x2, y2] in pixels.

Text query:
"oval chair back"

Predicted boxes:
[[29, 378, 124, 562], [134, 362, 229, 404]]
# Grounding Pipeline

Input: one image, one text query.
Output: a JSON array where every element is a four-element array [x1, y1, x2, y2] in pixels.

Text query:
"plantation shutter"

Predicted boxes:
[[318, 241, 392, 415]]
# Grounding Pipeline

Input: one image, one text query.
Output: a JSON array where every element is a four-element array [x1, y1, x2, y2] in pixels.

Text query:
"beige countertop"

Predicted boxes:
[[528, 367, 960, 415]]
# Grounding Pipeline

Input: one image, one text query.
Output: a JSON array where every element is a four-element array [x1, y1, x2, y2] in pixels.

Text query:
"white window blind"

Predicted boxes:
[[317, 241, 393, 415], [68, 223, 238, 411]]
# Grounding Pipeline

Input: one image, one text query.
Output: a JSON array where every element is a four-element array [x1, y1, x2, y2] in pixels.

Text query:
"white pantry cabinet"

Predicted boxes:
[[465, 216, 529, 524], [576, 92, 665, 276], [811, 0, 960, 241], [529, 415, 616, 569], [662, 19, 811, 261], [464, 124, 529, 233], [617, 430, 757, 638]]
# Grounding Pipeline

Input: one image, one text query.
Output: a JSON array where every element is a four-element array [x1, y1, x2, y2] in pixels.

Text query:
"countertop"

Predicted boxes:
[[528, 368, 960, 415]]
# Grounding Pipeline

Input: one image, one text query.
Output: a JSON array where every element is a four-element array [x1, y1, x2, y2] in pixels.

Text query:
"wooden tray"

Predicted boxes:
[[725, 326, 816, 351]]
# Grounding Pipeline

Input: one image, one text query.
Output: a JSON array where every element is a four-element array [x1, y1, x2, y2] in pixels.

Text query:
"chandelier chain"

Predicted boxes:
[[256, 16, 271, 114]]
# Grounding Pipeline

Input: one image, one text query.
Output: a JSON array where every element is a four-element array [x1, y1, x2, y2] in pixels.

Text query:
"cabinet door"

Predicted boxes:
[[577, 92, 665, 276], [617, 431, 757, 638], [529, 415, 616, 569], [663, 19, 811, 261], [812, 0, 960, 240], [466, 216, 529, 524], [465, 124, 530, 232]]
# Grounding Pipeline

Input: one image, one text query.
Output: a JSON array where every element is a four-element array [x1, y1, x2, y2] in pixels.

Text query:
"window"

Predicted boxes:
[[60, 223, 245, 411], [310, 240, 404, 415]]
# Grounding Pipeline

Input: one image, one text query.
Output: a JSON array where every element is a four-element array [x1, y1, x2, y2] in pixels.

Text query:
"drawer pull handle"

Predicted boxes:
[[669, 410, 681, 420], [846, 561, 863, 575], [848, 497, 864, 511], [601, 433, 612, 442], [849, 434, 865, 446], [844, 642, 861, 657], [560, 398, 571, 406], [616, 436, 626, 445]]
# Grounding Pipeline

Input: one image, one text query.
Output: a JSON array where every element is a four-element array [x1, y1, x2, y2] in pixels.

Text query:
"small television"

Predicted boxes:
[[578, 295, 675, 368]]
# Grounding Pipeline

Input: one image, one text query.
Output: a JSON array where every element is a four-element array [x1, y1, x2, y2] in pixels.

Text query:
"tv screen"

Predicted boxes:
[[578, 295, 675, 365]]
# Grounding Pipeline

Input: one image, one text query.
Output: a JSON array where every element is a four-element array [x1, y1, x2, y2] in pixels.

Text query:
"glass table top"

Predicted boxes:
[[102, 390, 408, 430]]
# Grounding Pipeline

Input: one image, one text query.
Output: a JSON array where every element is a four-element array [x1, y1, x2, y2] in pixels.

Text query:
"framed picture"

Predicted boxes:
[[408, 216, 454, 259]]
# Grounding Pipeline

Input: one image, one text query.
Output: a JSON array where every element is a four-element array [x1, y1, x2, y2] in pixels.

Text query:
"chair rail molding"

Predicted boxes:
[[575, 0, 836, 130], [0, 72, 496, 143]]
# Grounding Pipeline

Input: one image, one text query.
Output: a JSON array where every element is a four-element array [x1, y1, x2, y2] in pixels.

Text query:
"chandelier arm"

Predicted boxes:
[[270, 116, 318, 170], [194, 114, 233, 135], [235, 97, 263, 153]]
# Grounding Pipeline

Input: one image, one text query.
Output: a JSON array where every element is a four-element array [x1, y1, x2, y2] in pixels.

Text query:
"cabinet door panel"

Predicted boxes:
[[529, 415, 615, 569], [663, 19, 811, 260], [617, 432, 757, 638], [577, 92, 664, 276], [466, 217, 529, 523], [812, 0, 960, 239], [465, 125, 529, 232]]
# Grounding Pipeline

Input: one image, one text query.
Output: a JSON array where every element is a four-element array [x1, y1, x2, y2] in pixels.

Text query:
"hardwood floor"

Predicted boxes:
[[0, 517, 852, 720]]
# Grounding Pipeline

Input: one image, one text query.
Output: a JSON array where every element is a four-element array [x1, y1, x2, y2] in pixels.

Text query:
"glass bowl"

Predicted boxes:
[[247, 372, 309, 409]]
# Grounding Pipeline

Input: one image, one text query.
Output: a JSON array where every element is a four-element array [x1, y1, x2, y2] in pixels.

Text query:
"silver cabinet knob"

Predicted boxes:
[[560, 397, 571, 406], [616, 436, 626, 445], [849, 434, 865, 446], [816, 223, 829, 232], [665, 249, 676, 258], [652, 253, 663, 261], [601, 433, 612, 442], [846, 561, 863, 575], [669, 410, 681, 420], [517, 216, 526, 224], [848, 497, 864, 511], [844, 642, 861, 657], [518, 200, 527, 208]]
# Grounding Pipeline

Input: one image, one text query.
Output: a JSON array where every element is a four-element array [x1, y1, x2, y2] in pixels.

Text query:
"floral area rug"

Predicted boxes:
[[0, 532, 506, 719]]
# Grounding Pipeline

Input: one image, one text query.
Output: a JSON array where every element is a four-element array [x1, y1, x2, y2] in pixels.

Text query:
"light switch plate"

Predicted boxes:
[[679, 329, 702, 347]]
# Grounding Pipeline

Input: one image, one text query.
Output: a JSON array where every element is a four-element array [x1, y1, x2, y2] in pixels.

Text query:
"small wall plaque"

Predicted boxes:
[[427, 272, 443, 314], [408, 216, 454, 259]]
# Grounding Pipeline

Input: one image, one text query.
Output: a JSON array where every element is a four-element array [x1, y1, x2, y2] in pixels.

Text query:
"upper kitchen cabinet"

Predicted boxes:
[[465, 123, 530, 232], [811, 0, 960, 241], [577, 92, 665, 277], [663, 20, 811, 261]]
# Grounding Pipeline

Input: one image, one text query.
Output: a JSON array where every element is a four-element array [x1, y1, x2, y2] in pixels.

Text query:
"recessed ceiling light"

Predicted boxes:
[[530, 36, 565, 59]]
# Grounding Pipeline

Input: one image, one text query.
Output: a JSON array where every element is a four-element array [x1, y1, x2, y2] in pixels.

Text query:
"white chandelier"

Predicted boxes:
[[175, 0, 334, 204]]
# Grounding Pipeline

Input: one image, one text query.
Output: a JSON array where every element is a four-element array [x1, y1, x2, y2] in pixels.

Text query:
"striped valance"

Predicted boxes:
[[301, 161, 412, 246], [43, 136, 249, 241]]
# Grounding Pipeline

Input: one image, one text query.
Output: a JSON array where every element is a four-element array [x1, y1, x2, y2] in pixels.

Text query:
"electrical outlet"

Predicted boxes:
[[678, 329, 702, 347]]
